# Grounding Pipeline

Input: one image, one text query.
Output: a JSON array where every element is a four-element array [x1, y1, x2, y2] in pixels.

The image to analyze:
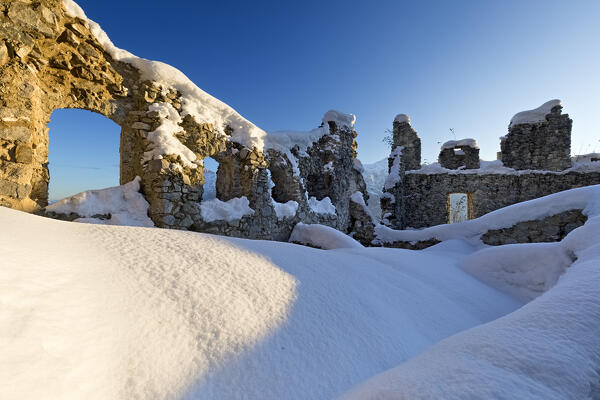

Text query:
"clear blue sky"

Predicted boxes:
[[49, 0, 600, 199]]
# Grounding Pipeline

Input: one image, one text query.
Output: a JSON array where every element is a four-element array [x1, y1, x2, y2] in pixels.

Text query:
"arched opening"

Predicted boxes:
[[47, 109, 121, 203]]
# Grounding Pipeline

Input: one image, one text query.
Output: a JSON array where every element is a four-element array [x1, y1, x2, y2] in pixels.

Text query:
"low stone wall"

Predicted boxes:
[[402, 171, 600, 229], [481, 209, 586, 245]]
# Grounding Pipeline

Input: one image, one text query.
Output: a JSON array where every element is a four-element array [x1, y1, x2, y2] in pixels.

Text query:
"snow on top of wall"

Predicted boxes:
[[289, 222, 363, 249], [394, 114, 410, 124], [410, 159, 600, 176], [45, 177, 154, 227], [143, 102, 197, 167], [440, 138, 478, 150], [322, 110, 356, 129], [509, 99, 561, 127], [384, 147, 403, 190], [200, 196, 255, 222], [62, 0, 267, 155]]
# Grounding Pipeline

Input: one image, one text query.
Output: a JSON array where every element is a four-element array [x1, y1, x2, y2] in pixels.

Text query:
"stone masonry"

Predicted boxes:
[[0, 0, 371, 242], [501, 104, 572, 171], [382, 102, 600, 231], [438, 141, 480, 170]]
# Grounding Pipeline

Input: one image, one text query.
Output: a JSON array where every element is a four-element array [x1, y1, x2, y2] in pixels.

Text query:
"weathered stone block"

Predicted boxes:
[[1, 126, 31, 142], [15, 144, 33, 163]]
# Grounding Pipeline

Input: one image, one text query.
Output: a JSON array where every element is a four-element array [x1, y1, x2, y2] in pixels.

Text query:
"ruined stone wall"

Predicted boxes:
[[501, 105, 572, 171], [0, 0, 371, 242], [402, 171, 600, 228], [392, 117, 420, 171], [481, 209, 586, 245]]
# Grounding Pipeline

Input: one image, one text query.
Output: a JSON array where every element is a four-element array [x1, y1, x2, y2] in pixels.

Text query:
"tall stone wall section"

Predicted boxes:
[[402, 171, 600, 228], [501, 105, 572, 171], [0, 0, 370, 242], [392, 118, 420, 171]]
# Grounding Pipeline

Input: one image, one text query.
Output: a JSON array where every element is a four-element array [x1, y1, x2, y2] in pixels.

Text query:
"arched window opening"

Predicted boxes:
[[269, 165, 299, 203], [47, 109, 121, 203]]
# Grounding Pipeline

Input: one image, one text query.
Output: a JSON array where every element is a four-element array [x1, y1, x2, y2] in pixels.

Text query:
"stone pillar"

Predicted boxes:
[[380, 147, 405, 229], [392, 114, 421, 171], [501, 102, 572, 171]]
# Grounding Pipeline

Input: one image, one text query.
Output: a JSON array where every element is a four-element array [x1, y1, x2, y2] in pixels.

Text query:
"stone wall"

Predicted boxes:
[[392, 116, 420, 170], [0, 0, 371, 242], [402, 171, 600, 228], [481, 209, 586, 245], [501, 104, 572, 171]]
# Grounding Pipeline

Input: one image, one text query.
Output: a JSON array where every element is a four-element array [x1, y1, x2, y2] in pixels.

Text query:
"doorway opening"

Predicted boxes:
[[448, 192, 472, 224]]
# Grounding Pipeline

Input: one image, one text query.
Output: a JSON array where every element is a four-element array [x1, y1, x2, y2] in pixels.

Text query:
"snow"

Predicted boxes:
[[273, 200, 299, 220], [509, 99, 561, 127], [459, 242, 573, 302], [341, 197, 600, 399], [383, 146, 403, 190], [200, 196, 254, 222], [45, 177, 154, 227], [441, 138, 478, 150], [410, 158, 600, 175], [62, 0, 267, 159], [289, 222, 364, 249], [1, 205, 521, 399], [394, 114, 410, 124], [321, 110, 356, 129], [308, 195, 336, 215], [5, 183, 600, 399], [143, 102, 196, 167]]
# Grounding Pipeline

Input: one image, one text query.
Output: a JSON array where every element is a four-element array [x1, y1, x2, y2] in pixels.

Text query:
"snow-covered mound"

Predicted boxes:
[[341, 185, 600, 399], [460, 242, 573, 301], [509, 99, 561, 127], [289, 222, 364, 249], [45, 177, 154, 227], [0, 206, 521, 400]]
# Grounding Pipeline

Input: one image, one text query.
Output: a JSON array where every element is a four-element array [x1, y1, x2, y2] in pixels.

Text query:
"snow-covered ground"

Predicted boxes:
[[1, 206, 519, 400], [3, 184, 600, 399]]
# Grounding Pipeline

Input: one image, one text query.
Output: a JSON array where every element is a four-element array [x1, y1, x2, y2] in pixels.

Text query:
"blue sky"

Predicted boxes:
[[49, 0, 600, 199]]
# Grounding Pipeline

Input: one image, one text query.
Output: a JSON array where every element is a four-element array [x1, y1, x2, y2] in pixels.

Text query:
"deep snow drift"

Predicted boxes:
[[3, 185, 600, 399], [1, 206, 520, 400], [341, 185, 600, 399]]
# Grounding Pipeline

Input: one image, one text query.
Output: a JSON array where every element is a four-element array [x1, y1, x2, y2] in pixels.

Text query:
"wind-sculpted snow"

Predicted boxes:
[[0, 207, 519, 400], [341, 185, 600, 400]]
